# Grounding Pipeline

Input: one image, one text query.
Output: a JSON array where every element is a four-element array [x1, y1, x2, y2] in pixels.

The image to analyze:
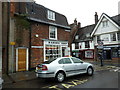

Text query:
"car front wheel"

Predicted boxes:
[[55, 72, 65, 82], [87, 67, 94, 76]]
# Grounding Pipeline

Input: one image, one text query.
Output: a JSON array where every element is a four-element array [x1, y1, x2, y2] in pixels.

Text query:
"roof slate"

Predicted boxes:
[[15, 2, 70, 29], [111, 14, 120, 26], [73, 24, 95, 42]]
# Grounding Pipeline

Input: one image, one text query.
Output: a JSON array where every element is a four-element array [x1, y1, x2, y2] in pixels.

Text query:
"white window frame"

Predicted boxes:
[[47, 10, 55, 21], [110, 33, 116, 41], [102, 20, 108, 27], [49, 26, 57, 40], [75, 35, 79, 40]]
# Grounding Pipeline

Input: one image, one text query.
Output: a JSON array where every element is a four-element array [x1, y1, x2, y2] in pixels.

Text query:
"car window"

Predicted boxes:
[[58, 58, 72, 64], [58, 59, 64, 64], [43, 58, 56, 64], [71, 58, 82, 63]]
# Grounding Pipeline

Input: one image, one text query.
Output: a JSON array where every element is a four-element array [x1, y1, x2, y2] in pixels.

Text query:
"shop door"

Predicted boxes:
[[18, 48, 27, 71], [62, 47, 66, 57], [103, 50, 111, 60]]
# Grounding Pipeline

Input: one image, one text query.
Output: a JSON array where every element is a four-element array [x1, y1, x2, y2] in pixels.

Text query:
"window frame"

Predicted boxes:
[[102, 20, 108, 27], [110, 33, 116, 41], [117, 32, 120, 41], [85, 41, 90, 48], [47, 10, 55, 21], [49, 26, 57, 40]]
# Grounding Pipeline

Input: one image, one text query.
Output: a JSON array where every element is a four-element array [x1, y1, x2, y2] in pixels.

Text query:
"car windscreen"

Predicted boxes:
[[43, 58, 56, 64]]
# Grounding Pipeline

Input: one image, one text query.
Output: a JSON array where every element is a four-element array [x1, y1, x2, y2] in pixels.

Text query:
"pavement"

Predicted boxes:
[[2, 59, 120, 85]]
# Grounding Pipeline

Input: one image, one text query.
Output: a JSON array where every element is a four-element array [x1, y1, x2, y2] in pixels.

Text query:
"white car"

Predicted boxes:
[[36, 57, 94, 82]]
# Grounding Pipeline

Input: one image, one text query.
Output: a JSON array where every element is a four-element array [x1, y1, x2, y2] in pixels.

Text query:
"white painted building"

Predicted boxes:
[[72, 24, 95, 59], [91, 13, 120, 60]]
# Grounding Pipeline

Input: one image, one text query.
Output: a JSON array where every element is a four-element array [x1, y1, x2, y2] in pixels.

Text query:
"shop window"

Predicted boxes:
[[110, 33, 116, 41], [49, 26, 57, 40], [85, 41, 90, 48], [85, 50, 93, 58], [112, 48, 118, 58], [45, 45, 61, 60], [118, 48, 120, 58]]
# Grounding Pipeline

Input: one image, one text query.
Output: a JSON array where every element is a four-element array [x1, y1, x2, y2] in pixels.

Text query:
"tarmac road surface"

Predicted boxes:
[[3, 69, 119, 89]]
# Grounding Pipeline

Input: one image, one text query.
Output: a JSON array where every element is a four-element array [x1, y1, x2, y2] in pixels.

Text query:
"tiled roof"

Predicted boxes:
[[73, 24, 95, 42], [111, 14, 120, 26], [15, 2, 70, 29]]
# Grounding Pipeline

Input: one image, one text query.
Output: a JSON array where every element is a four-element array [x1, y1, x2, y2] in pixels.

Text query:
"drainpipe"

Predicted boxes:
[[29, 21, 31, 71], [0, 1, 2, 78]]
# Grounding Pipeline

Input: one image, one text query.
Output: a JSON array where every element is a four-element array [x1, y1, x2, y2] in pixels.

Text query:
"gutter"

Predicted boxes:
[[28, 17, 70, 29]]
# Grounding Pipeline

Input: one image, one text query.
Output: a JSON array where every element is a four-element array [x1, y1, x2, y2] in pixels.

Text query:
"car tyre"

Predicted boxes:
[[55, 72, 65, 83], [87, 67, 94, 76]]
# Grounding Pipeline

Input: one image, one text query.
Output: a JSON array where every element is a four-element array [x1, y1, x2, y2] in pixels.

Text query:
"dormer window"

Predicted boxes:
[[75, 35, 79, 39], [47, 10, 55, 21]]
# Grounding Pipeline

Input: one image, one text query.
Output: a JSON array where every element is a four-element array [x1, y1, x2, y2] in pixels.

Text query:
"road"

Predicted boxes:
[[3, 69, 119, 89]]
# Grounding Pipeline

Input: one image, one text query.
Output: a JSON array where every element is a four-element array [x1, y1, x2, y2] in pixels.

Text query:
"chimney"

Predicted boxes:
[[95, 12, 98, 24], [78, 22, 81, 28], [74, 18, 77, 25]]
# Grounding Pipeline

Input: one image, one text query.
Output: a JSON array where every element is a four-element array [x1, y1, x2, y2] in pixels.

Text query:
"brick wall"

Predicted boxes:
[[58, 28, 70, 41], [30, 22, 70, 68]]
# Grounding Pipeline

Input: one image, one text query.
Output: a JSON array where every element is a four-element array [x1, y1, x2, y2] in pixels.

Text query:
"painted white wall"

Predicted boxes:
[[94, 32, 119, 46], [72, 41, 94, 50], [94, 17, 119, 35]]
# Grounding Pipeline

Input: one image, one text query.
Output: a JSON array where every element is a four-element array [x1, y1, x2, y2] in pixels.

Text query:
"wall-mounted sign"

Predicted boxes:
[[31, 46, 44, 48], [10, 42, 15, 45]]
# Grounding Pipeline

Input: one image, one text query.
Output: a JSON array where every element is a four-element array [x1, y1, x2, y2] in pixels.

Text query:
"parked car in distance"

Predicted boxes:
[[36, 57, 94, 82]]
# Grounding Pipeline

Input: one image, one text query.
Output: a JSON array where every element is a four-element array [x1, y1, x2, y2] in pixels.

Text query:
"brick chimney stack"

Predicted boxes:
[[95, 12, 98, 24], [78, 22, 81, 28]]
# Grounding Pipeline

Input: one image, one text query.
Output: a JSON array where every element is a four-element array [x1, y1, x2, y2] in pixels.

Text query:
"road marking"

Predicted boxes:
[[62, 83, 74, 88], [49, 85, 62, 90], [42, 79, 88, 89]]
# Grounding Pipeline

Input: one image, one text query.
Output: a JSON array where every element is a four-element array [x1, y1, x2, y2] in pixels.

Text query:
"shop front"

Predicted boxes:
[[72, 49, 94, 60], [44, 40, 70, 61], [97, 45, 120, 60]]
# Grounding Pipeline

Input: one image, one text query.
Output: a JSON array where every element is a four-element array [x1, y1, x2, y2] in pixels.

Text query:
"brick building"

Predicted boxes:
[[7, 2, 71, 72]]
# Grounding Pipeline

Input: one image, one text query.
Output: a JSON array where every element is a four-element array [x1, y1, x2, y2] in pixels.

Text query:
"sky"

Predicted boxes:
[[35, 0, 120, 27]]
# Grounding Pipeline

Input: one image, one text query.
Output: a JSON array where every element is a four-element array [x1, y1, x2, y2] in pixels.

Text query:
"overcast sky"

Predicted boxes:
[[35, 0, 120, 27]]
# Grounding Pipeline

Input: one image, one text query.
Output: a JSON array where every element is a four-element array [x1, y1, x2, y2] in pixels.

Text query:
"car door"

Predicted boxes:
[[58, 58, 75, 76], [71, 57, 87, 74]]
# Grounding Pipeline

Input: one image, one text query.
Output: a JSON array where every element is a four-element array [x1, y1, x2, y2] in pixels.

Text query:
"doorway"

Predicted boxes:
[[16, 48, 28, 71], [103, 50, 111, 60]]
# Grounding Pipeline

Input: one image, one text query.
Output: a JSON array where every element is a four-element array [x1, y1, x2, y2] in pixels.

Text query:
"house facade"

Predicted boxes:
[[72, 24, 95, 60], [91, 13, 120, 60], [6, 2, 71, 73], [71, 13, 98, 60]]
